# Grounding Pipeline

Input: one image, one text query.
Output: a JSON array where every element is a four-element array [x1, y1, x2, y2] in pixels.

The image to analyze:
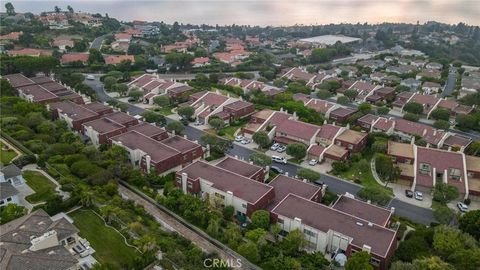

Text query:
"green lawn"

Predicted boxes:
[[152, 105, 174, 116], [24, 171, 57, 203], [0, 141, 19, 164], [338, 158, 393, 195], [220, 125, 240, 140], [69, 210, 141, 269]]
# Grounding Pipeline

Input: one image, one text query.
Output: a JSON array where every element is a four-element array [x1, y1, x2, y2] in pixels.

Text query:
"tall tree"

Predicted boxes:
[[4, 2, 15, 16], [252, 131, 271, 149], [345, 251, 373, 270]]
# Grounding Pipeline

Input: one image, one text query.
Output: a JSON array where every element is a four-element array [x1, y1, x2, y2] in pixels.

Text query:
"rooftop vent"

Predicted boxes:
[[356, 222, 363, 226]]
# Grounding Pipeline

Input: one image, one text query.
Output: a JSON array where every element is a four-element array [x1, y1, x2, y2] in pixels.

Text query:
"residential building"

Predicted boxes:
[[271, 194, 397, 270], [82, 112, 139, 146], [49, 101, 113, 131], [334, 129, 368, 153], [175, 160, 275, 218], [329, 107, 358, 123], [0, 209, 97, 269], [61, 53, 90, 66], [215, 156, 267, 182], [103, 55, 135, 65]]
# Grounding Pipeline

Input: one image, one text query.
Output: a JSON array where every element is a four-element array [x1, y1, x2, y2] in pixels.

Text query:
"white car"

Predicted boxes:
[[308, 159, 318, 166], [457, 202, 469, 212], [414, 191, 423, 201], [193, 121, 201, 126], [86, 74, 95, 80], [235, 135, 244, 142], [270, 143, 280, 151], [276, 145, 287, 153], [241, 138, 251, 145], [272, 156, 287, 164]]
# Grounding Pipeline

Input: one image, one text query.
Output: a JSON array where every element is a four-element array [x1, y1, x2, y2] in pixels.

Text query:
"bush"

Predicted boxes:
[[297, 168, 320, 182], [403, 112, 419, 122], [357, 187, 392, 206]]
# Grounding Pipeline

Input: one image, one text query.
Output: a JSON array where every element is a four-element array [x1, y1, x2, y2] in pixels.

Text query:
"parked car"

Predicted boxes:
[[270, 166, 284, 174], [308, 159, 318, 166], [276, 145, 287, 153], [405, 190, 414, 198], [235, 135, 244, 142], [270, 143, 280, 151], [85, 74, 95, 80], [457, 202, 469, 212], [272, 156, 287, 164], [414, 191, 423, 201], [193, 121, 201, 126], [127, 97, 137, 103], [241, 138, 251, 145]]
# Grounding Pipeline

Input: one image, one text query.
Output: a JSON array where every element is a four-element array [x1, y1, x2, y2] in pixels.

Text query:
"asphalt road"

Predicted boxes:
[[86, 75, 437, 225], [442, 67, 457, 97], [90, 34, 109, 50]]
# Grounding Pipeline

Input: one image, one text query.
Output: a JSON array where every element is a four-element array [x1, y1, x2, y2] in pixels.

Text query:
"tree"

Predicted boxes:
[[5, 2, 15, 16], [1, 79, 16, 96], [166, 121, 184, 135], [297, 168, 320, 182], [224, 222, 242, 248], [245, 228, 267, 245], [165, 52, 194, 70], [344, 89, 359, 101], [103, 76, 117, 91], [316, 89, 332, 100], [358, 103, 372, 115], [0, 204, 26, 224], [141, 111, 166, 126], [375, 153, 398, 183], [433, 205, 454, 224], [433, 120, 450, 130], [251, 210, 270, 230], [199, 134, 232, 155], [238, 242, 260, 263], [459, 210, 480, 240], [177, 106, 195, 120], [282, 229, 307, 256], [249, 152, 272, 167], [128, 90, 143, 101], [433, 225, 477, 258], [345, 251, 373, 270], [286, 143, 307, 160], [430, 108, 450, 121], [377, 106, 390, 115], [371, 140, 387, 153], [252, 131, 271, 149], [206, 217, 220, 237], [456, 114, 476, 130], [432, 183, 459, 204], [403, 102, 424, 115], [67, 5, 74, 13], [113, 83, 129, 96], [19, 32, 34, 47], [222, 205, 234, 220], [153, 95, 170, 107], [88, 48, 104, 64], [54, 6, 61, 13], [208, 117, 225, 131], [337, 96, 350, 105], [357, 187, 391, 206], [403, 112, 419, 122]]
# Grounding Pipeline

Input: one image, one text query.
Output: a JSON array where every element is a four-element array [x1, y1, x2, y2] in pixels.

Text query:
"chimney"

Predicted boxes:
[[225, 191, 234, 206], [285, 172, 289, 177], [30, 230, 58, 251], [184, 134, 188, 139], [292, 217, 302, 230], [323, 120, 327, 125], [172, 130, 176, 136], [181, 172, 188, 193], [145, 155, 151, 172], [390, 207, 395, 214]]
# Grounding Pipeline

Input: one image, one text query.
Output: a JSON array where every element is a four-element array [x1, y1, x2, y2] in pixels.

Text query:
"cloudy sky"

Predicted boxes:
[[3, 0, 479, 26]]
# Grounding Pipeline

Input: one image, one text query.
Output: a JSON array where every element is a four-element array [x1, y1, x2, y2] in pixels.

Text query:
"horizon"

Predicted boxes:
[[2, 0, 480, 27]]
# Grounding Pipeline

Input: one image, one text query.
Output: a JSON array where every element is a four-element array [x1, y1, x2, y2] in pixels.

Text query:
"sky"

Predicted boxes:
[[2, 0, 480, 26]]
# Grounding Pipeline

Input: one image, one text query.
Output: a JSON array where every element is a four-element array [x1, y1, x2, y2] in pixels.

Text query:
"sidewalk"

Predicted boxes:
[[22, 164, 70, 200]]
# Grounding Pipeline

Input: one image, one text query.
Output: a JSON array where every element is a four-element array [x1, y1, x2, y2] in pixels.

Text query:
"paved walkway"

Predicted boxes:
[[0, 138, 22, 162], [22, 164, 70, 200], [118, 185, 257, 270]]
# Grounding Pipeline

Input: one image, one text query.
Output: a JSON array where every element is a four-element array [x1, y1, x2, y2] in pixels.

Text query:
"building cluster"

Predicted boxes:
[[386, 140, 480, 198], [221, 77, 284, 96], [183, 90, 255, 125], [0, 164, 25, 207], [212, 38, 251, 66], [242, 109, 368, 162], [175, 155, 397, 269], [38, 11, 102, 29], [2, 73, 85, 104], [0, 209, 97, 269], [127, 73, 194, 102]]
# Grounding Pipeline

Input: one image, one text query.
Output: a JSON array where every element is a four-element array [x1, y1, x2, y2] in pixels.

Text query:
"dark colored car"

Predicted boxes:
[[270, 166, 284, 174], [405, 189, 414, 198]]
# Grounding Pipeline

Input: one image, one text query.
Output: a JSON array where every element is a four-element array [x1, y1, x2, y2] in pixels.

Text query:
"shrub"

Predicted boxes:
[[357, 187, 392, 206]]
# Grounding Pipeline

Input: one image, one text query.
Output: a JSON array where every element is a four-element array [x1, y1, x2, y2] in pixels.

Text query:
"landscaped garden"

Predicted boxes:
[[0, 140, 19, 164], [24, 171, 57, 203], [69, 209, 142, 269]]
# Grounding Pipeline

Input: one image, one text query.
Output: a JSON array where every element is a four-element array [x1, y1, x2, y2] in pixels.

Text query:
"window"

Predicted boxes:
[[187, 183, 193, 188], [419, 163, 431, 174], [348, 144, 353, 150], [303, 228, 317, 238], [183, 155, 188, 161], [0, 200, 4, 205], [370, 258, 381, 267], [449, 168, 461, 180], [241, 203, 247, 209]]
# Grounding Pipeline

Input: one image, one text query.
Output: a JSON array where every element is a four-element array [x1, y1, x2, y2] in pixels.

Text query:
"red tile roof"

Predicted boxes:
[[61, 53, 89, 64], [275, 119, 320, 142], [268, 175, 321, 210], [332, 195, 392, 226], [215, 156, 263, 179], [104, 55, 135, 65]]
